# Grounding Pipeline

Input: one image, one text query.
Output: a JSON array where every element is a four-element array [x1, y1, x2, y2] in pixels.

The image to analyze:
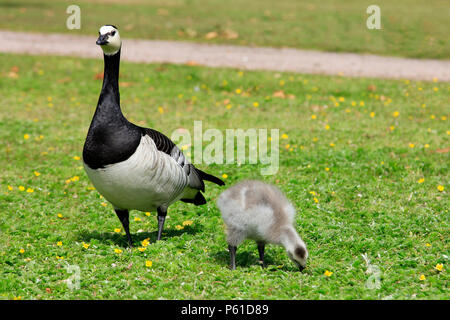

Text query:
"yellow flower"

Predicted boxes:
[[370, 112, 375, 118], [313, 197, 319, 203], [329, 142, 335, 147], [18, 186, 25, 191], [145, 212, 151, 216], [145, 260, 153, 267], [141, 238, 150, 247], [351, 101, 356, 106], [138, 247, 146, 252], [253, 102, 259, 107], [324, 270, 333, 277], [311, 114, 317, 120], [437, 185, 444, 192], [7, 185, 13, 191], [389, 125, 395, 131], [182, 220, 193, 226], [408, 143, 415, 148], [281, 133, 288, 139], [56, 255, 64, 260], [158, 106, 164, 114], [70, 176, 79, 182], [24, 134, 30, 140], [279, 80, 285, 86], [325, 167, 330, 172], [359, 101, 365, 107], [309, 191, 316, 196], [82, 242, 90, 249], [26, 188, 34, 193], [134, 217, 142, 222], [34, 171, 41, 177], [393, 111, 400, 117], [424, 144, 430, 148], [57, 241, 62, 246], [222, 173, 228, 179], [101, 202, 108, 207], [19, 248, 25, 254], [57, 213, 63, 218], [425, 243, 431, 247], [417, 178, 425, 184], [435, 264, 443, 272], [175, 225, 184, 230], [325, 125, 330, 130], [114, 248, 122, 254], [73, 156, 80, 160], [13, 296, 22, 300], [419, 274, 426, 281], [114, 228, 121, 233], [338, 97, 345, 102], [235, 88, 242, 94]]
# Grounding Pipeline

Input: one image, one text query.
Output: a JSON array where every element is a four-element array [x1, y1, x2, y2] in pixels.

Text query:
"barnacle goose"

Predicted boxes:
[[83, 25, 224, 247]]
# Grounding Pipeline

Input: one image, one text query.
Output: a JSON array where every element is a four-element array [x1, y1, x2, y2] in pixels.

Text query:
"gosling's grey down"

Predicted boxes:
[[217, 180, 308, 271], [82, 25, 224, 247]]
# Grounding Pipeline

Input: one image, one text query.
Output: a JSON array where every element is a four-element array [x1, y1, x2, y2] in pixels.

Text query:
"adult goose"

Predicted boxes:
[[83, 25, 224, 247]]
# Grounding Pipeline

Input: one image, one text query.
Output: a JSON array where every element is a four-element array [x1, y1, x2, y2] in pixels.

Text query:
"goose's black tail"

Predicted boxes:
[[196, 169, 225, 186]]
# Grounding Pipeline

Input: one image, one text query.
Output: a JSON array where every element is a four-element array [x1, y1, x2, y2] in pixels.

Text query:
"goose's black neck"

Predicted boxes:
[[97, 49, 122, 115]]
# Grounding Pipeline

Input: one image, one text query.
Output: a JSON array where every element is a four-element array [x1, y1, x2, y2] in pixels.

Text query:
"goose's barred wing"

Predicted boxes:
[[141, 127, 224, 194]]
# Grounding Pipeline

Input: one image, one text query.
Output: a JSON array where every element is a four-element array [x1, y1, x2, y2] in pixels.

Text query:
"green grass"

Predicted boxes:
[[0, 53, 448, 299], [0, 0, 449, 59]]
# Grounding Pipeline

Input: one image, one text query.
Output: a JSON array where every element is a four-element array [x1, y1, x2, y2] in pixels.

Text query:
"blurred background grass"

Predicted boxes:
[[0, 0, 449, 59]]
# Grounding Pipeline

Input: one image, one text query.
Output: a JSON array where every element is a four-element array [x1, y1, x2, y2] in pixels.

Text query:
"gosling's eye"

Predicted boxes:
[[111, 31, 116, 36]]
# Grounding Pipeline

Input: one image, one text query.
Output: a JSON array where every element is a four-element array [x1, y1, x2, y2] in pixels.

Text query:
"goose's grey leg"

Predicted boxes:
[[228, 245, 237, 270], [115, 209, 133, 247], [157, 207, 167, 241], [257, 242, 266, 268]]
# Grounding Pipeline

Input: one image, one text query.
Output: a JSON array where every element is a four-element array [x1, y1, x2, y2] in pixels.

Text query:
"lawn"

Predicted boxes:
[[0, 0, 449, 59], [0, 53, 448, 299]]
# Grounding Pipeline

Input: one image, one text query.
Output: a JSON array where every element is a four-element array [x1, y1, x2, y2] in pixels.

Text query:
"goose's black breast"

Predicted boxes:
[[83, 122, 142, 169]]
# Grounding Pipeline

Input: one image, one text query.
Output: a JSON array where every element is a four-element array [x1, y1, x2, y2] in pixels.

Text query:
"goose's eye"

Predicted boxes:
[[111, 31, 116, 36]]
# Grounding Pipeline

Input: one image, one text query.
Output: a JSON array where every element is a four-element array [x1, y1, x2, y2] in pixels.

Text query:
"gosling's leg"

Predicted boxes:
[[257, 242, 266, 268], [115, 209, 133, 247], [156, 207, 167, 241], [228, 245, 237, 270]]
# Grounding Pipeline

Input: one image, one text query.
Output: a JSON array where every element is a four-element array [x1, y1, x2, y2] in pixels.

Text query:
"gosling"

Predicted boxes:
[[217, 180, 308, 271]]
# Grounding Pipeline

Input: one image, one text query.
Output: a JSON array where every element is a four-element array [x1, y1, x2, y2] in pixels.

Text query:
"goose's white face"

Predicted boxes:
[[96, 25, 121, 55]]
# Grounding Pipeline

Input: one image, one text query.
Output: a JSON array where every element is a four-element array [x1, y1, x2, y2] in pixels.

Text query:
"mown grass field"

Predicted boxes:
[[0, 53, 448, 300], [0, 0, 449, 59]]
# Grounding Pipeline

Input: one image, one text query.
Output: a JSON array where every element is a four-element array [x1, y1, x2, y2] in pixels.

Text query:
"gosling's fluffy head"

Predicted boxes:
[[287, 244, 308, 271], [96, 25, 121, 56]]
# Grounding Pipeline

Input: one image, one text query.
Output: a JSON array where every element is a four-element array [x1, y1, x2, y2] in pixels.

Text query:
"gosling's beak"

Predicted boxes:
[[298, 265, 305, 272], [96, 34, 108, 45]]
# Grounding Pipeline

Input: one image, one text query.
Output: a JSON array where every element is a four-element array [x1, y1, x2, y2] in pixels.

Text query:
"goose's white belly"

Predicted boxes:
[[84, 135, 188, 211]]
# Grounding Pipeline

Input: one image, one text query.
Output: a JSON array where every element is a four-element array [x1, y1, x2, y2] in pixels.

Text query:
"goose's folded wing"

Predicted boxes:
[[142, 127, 205, 191]]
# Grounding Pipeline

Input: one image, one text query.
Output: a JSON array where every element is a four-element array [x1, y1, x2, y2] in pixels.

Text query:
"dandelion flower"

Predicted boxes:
[[313, 197, 319, 203], [311, 114, 317, 120], [419, 274, 426, 281], [253, 102, 259, 107], [101, 202, 108, 207], [138, 247, 146, 252], [24, 134, 30, 140], [57, 241, 62, 246], [82, 242, 90, 249], [325, 167, 330, 172], [175, 225, 184, 230], [134, 217, 142, 222], [281, 133, 288, 139], [393, 111, 400, 118], [435, 264, 443, 272], [437, 185, 445, 192], [114, 248, 122, 254], [26, 188, 34, 193], [19, 249, 25, 254], [34, 171, 41, 177], [324, 270, 333, 277], [182, 220, 193, 226], [7, 185, 13, 191], [409, 143, 415, 148], [325, 125, 330, 130], [114, 228, 121, 233], [145, 212, 151, 216], [417, 178, 425, 184], [73, 156, 80, 160], [145, 260, 153, 267], [370, 112, 375, 118], [222, 173, 228, 179]]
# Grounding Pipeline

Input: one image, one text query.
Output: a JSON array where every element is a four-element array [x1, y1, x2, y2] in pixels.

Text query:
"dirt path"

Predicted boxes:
[[1, 30, 449, 82]]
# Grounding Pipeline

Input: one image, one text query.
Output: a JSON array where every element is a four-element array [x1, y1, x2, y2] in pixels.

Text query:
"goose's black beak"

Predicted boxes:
[[96, 34, 108, 45]]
